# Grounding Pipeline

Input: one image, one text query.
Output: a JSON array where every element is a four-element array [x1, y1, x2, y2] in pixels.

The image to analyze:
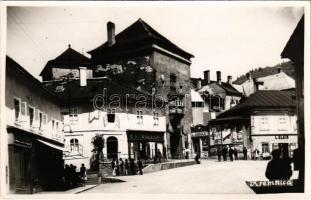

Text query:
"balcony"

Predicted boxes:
[[169, 107, 184, 121]]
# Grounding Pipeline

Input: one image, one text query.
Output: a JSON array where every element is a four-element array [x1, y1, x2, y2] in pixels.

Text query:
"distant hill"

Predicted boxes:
[[233, 61, 296, 85]]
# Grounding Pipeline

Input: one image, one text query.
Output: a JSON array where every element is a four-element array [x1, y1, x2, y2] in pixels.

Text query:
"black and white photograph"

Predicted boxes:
[[0, 1, 310, 198]]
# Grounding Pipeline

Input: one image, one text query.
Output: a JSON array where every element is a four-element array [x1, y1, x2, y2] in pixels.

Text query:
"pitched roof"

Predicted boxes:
[[6, 56, 61, 102], [191, 89, 204, 102], [281, 15, 304, 62], [40, 45, 92, 76], [257, 71, 295, 90], [88, 18, 194, 61], [191, 78, 242, 96], [218, 90, 296, 118], [43, 77, 165, 105]]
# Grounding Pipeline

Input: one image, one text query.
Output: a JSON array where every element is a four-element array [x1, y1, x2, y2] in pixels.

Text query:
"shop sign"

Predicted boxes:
[[127, 132, 164, 142], [246, 180, 293, 187], [275, 135, 289, 139], [191, 131, 208, 138]]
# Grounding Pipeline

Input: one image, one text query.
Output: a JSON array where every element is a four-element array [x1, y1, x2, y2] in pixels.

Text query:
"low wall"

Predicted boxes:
[[143, 160, 197, 174]]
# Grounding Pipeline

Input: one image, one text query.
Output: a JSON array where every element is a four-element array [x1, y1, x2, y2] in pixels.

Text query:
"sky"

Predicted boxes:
[[6, 3, 304, 81]]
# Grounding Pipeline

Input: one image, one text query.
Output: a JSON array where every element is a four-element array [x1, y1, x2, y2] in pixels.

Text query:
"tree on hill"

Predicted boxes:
[[233, 61, 295, 85]]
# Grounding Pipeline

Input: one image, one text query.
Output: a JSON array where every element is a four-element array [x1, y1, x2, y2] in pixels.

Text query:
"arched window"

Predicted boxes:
[[70, 138, 79, 152]]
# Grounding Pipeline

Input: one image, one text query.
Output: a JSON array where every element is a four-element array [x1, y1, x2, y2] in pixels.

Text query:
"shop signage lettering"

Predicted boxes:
[[128, 132, 163, 142], [191, 131, 208, 137], [275, 135, 289, 139], [246, 180, 293, 187]]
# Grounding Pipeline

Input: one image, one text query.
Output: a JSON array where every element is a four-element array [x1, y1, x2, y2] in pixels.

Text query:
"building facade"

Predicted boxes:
[[210, 90, 298, 159], [88, 19, 194, 159], [44, 78, 166, 169], [191, 70, 243, 156], [5, 56, 64, 194]]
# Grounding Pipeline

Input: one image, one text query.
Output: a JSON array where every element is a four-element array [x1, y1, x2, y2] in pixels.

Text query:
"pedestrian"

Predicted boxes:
[[115, 159, 120, 176], [195, 154, 200, 164], [217, 147, 222, 162], [111, 158, 116, 176], [233, 148, 238, 160], [222, 146, 228, 161], [79, 163, 86, 184], [229, 147, 234, 161], [130, 158, 136, 175], [119, 158, 124, 176], [265, 149, 292, 180], [157, 149, 162, 163], [137, 159, 143, 175], [64, 164, 70, 189], [124, 159, 129, 176], [253, 149, 260, 160], [243, 146, 247, 160]]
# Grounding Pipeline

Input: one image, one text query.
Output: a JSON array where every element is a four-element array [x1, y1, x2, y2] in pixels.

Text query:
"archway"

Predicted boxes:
[[107, 136, 118, 159]]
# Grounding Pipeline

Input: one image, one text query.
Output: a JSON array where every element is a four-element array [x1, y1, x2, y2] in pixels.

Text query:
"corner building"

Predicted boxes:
[[5, 57, 64, 194], [88, 19, 194, 159]]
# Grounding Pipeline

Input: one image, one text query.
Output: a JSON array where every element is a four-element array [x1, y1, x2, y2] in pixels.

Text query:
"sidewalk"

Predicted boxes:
[[35, 184, 98, 195]]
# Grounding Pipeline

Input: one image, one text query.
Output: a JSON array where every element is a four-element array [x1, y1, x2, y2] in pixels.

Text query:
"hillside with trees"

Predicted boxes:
[[233, 61, 295, 85]]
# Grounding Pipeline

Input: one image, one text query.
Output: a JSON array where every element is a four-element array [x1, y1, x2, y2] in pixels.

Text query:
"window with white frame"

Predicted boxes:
[[43, 114, 48, 126], [39, 112, 43, 130], [259, 117, 269, 130], [34, 109, 40, 128], [21, 101, 27, 119], [29, 107, 34, 127], [52, 119, 55, 131], [137, 110, 143, 124], [107, 108, 116, 123], [14, 98, 21, 121], [70, 138, 79, 152], [69, 108, 78, 124], [278, 116, 287, 131], [56, 121, 59, 134], [153, 112, 159, 126]]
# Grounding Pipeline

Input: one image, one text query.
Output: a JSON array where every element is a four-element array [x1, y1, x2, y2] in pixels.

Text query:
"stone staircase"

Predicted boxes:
[[85, 172, 101, 185]]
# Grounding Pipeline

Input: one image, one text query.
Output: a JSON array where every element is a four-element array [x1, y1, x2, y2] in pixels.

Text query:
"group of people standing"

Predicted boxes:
[[111, 158, 144, 176], [63, 163, 86, 189], [217, 146, 248, 161]]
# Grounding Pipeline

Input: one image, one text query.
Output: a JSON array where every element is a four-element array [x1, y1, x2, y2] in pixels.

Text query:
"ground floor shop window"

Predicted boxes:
[[261, 142, 270, 153]]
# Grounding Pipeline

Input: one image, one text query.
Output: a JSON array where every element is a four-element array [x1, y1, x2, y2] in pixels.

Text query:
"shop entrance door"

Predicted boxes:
[[107, 136, 118, 159]]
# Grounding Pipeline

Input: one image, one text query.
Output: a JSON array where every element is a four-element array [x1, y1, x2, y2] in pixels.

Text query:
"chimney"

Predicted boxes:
[[277, 67, 282, 73], [197, 79, 202, 89], [79, 67, 87, 87], [227, 76, 232, 85], [203, 70, 210, 84], [253, 78, 259, 92], [216, 71, 221, 85], [246, 73, 251, 81], [107, 21, 116, 46]]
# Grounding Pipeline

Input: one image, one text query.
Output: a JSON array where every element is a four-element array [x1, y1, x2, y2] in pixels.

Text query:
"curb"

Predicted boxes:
[[74, 185, 99, 194]]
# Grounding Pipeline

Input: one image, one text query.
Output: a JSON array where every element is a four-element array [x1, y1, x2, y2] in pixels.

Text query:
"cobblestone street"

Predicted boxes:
[[84, 159, 288, 194]]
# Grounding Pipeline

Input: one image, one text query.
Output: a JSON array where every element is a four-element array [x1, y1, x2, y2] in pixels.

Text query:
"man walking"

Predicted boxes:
[[243, 146, 247, 160], [233, 148, 238, 160], [229, 147, 234, 161], [222, 146, 228, 161]]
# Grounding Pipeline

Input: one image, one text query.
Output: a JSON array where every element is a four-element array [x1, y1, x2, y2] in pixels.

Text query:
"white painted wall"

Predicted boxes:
[[63, 110, 166, 168]]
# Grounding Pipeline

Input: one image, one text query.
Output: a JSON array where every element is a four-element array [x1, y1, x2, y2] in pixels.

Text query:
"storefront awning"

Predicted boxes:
[[209, 116, 250, 125], [37, 139, 65, 151]]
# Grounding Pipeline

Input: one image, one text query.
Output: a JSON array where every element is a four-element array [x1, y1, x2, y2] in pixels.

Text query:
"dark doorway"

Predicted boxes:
[[170, 132, 181, 159], [279, 143, 289, 157], [107, 136, 118, 159]]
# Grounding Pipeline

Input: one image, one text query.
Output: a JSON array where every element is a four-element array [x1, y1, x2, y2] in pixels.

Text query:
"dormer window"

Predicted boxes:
[[137, 110, 143, 124], [107, 108, 116, 123]]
